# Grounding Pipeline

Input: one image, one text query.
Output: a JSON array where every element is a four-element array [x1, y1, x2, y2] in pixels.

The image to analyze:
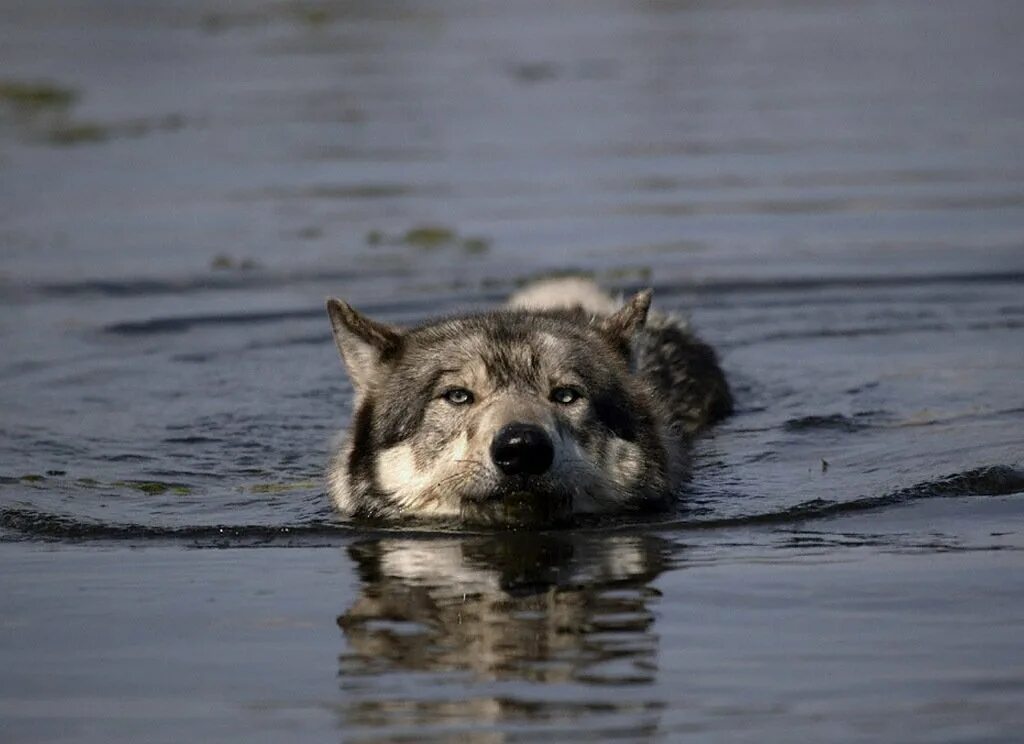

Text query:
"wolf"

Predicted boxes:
[[325, 277, 731, 525]]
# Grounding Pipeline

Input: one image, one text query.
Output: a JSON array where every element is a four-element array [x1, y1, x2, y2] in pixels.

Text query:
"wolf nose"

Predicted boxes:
[[490, 423, 554, 476]]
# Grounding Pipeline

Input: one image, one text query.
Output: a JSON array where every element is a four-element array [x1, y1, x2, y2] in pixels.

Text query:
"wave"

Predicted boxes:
[[1, 466, 1021, 547]]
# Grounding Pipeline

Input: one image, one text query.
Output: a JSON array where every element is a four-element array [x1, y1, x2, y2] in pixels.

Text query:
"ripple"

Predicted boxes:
[[783, 413, 879, 433], [3, 466, 1021, 547]]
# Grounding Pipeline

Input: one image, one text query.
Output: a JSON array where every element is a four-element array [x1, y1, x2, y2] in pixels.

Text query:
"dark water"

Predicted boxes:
[[2, 0, 1023, 741]]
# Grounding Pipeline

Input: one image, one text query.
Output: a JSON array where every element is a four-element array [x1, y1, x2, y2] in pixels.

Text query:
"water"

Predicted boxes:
[[1, 0, 1023, 741]]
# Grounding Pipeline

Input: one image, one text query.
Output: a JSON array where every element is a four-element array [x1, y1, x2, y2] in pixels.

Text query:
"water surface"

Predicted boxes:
[[1, 0, 1023, 741]]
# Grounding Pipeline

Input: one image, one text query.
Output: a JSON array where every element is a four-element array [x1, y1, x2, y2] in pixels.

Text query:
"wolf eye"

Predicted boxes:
[[442, 387, 474, 405], [550, 386, 582, 405]]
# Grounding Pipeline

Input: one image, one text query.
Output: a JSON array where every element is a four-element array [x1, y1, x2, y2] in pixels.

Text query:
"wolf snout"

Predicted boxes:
[[490, 423, 554, 476]]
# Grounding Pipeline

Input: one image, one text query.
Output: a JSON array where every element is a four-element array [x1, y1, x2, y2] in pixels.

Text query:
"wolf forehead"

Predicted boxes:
[[327, 288, 649, 396], [386, 311, 630, 389]]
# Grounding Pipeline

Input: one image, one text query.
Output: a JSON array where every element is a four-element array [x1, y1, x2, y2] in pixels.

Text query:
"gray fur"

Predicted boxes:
[[326, 279, 732, 525]]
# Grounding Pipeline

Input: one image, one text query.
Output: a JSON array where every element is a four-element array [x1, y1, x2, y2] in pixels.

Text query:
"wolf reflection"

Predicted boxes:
[[336, 533, 670, 731]]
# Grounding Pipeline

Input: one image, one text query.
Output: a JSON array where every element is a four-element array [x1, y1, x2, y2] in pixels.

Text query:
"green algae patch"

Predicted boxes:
[[114, 480, 193, 496], [366, 224, 491, 254], [404, 225, 457, 249], [8, 474, 193, 496], [2, 78, 185, 148], [248, 480, 320, 494], [0, 81, 77, 111], [118, 481, 168, 495], [45, 122, 110, 146], [46, 115, 185, 147]]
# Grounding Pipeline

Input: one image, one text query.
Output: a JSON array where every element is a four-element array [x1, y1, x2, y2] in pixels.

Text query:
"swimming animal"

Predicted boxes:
[[325, 278, 731, 525]]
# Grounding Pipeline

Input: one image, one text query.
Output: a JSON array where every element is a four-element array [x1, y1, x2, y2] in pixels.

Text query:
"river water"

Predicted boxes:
[[1, 1, 1023, 741]]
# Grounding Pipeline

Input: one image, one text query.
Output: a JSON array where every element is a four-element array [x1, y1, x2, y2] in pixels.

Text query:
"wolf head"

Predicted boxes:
[[326, 291, 674, 525]]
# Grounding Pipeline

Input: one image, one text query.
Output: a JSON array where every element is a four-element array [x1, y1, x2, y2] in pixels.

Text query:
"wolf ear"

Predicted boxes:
[[326, 298, 403, 393], [600, 289, 653, 345]]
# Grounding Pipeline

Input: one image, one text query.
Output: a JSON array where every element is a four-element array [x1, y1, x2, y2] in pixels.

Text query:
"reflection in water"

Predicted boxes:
[[336, 533, 672, 739]]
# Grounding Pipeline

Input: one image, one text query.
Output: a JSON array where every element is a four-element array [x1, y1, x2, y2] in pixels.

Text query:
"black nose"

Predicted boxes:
[[490, 423, 554, 476]]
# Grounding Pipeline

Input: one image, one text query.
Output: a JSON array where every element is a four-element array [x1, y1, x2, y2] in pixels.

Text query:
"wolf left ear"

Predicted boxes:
[[600, 289, 653, 346], [326, 298, 403, 394]]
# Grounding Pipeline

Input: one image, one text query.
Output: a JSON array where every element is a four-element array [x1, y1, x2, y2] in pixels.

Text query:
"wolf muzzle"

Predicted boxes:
[[490, 423, 554, 476]]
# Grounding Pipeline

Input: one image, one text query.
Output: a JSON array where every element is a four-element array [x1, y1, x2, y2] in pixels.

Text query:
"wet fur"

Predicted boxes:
[[326, 279, 731, 525]]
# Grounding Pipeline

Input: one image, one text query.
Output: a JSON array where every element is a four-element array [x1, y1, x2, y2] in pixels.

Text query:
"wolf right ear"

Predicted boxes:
[[600, 289, 653, 342], [326, 298, 403, 393], [595, 289, 652, 361]]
